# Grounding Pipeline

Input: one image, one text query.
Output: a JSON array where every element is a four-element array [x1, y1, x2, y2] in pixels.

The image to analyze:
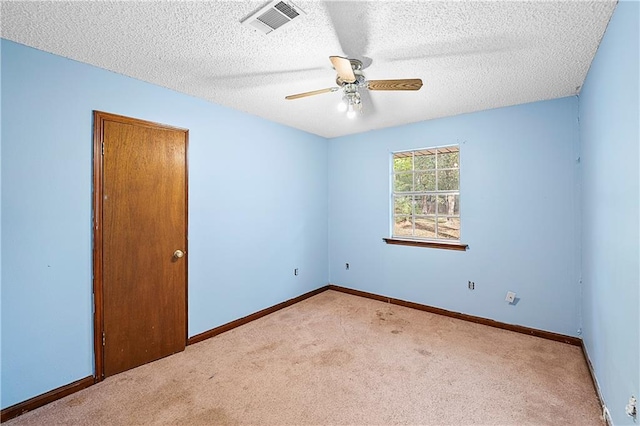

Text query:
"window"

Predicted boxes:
[[391, 146, 460, 242]]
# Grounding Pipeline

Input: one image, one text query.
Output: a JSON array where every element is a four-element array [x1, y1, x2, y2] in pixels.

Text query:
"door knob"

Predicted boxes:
[[173, 249, 185, 259]]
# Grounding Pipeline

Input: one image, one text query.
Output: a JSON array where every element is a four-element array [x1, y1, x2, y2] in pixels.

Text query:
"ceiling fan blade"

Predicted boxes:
[[330, 56, 356, 83], [285, 87, 338, 100], [368, 79, 423, 91]]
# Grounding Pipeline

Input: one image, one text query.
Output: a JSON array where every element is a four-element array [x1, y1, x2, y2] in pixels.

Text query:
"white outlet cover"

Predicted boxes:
[[505, 291, 516, 303]]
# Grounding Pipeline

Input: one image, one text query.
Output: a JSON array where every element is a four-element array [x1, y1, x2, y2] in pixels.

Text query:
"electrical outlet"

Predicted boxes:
[[345, 263, 350, 270], [468, 281, 475, 290], [294, 268, 298, 276], [626, 395, 637, 420], [505, 291, 516, 303]]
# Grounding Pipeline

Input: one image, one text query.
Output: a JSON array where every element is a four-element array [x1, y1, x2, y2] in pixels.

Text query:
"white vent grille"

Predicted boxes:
[[241, 1, 304, 35]]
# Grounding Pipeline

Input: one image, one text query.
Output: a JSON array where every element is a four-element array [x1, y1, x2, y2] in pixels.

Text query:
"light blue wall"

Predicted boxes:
[[579, 1, 639, 424], [0, 39, 328, 409], [328, 97, 581, 336]]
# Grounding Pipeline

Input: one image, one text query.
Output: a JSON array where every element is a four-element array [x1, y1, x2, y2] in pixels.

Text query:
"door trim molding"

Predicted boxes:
[[92, 111, 189, 382]]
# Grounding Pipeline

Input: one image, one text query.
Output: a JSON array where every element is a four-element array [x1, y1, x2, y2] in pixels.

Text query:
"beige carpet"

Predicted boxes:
[[6, 290, 603, 425]]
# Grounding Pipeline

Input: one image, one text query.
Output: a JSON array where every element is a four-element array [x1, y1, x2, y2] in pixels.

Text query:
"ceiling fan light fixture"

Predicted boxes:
[[341, 87, 362, 118], [337, 97, 348, 112]]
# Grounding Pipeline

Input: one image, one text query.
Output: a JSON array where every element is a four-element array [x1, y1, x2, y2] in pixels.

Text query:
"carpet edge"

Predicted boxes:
[[187, 285, 331, 345], [581, 341, 610, 425], [327, 284, 582, 346], [1, 376, 95, 422]]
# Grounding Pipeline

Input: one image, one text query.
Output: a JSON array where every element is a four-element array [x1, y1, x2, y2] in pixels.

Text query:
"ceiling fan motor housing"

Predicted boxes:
[[336, 59, 366, 87]]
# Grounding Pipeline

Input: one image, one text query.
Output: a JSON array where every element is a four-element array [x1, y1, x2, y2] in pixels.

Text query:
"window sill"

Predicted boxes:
[[383, 238, 468, 251]]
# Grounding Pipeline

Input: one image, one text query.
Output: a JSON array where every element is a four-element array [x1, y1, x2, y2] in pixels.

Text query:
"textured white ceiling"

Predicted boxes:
[[1, 1, 617, 138]]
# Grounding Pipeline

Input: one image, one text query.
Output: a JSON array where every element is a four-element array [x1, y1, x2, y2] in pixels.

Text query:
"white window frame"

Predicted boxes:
[[390, 145, 461, 243]]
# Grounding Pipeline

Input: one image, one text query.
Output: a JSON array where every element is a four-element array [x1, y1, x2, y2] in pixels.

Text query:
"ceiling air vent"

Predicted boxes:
[[241, 1, 305, 35]]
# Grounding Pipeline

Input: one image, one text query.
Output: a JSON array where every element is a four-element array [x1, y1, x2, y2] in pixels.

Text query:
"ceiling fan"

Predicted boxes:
[[285, 56, 423, 118]]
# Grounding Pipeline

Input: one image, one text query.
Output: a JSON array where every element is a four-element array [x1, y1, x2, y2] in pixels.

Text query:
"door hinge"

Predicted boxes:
[[102, 332, 105, 346], [101, 143, 104, 156]]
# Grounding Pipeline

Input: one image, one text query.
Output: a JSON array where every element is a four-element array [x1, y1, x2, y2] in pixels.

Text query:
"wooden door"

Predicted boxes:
[[93, 111, 188, 379]]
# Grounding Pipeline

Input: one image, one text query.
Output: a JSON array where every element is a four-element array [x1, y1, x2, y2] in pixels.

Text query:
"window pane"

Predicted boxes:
[[437, 169, 459, 190], [438, 151, 459, 169], [415, 171, 436, 191], [414, 216, 437, 239], [437, 194, 459, 215], [437, 217, 460, 240], [394, 216, 413, 237], [414, 195, 436, 215], [394, 196, 413, 215], [414, 153, 435, 170], [393, 156, 412, 172], [393, 172, 413, 192], [390, 146, 461, 243]]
